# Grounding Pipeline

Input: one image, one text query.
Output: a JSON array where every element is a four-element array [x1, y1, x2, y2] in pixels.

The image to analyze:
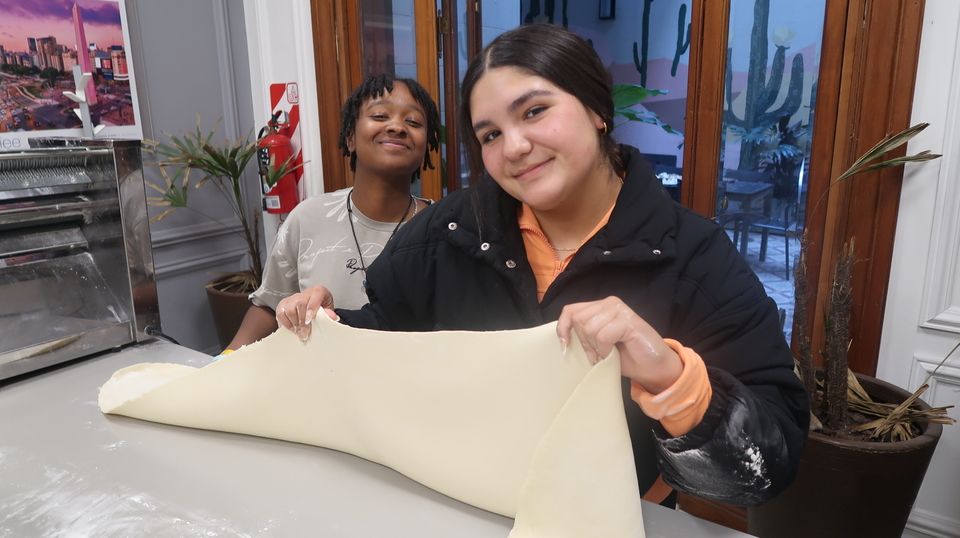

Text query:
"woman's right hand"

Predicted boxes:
[[275, 285, 337, 341]]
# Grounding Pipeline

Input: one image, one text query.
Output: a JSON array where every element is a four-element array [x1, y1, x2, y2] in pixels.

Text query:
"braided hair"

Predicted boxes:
[[338, 74, 441, 181]]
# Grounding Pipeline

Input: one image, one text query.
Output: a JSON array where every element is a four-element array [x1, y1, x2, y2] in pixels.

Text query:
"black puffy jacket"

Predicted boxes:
[[338, 145, 809, 506]]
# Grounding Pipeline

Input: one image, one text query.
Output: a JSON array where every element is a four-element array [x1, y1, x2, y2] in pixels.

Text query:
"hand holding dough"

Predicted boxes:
[[557, 296, 682, 394], [99, 315, 645, 537], [275, 285, 335, 341]]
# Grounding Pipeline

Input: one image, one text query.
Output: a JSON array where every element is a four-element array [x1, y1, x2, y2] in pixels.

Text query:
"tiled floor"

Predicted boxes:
[[725, 228, 800, 343]]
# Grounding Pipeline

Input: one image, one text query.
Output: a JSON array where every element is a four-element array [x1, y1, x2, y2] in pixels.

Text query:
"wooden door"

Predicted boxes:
[[310, 0, 444, 200]]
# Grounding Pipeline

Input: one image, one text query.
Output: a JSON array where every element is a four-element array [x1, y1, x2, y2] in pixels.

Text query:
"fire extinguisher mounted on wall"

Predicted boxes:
[[257, 110, 299, 214]]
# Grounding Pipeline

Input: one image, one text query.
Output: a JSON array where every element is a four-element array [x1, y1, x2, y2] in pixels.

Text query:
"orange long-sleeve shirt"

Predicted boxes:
[[518, 202, 712, 437]]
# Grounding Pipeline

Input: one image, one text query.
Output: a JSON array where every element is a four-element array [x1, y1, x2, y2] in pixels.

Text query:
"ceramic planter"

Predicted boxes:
[[204, 283, 251, 350], [748, 374, 943, 538]]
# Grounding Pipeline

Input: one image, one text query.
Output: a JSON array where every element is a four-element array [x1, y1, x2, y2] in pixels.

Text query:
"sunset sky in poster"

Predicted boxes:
[[0, 0, 123, 53]]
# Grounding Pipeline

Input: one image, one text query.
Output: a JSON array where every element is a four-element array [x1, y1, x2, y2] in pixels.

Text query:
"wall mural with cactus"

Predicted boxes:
[[725, 0, 804, 170], [723, 0, 825, 177], [513, 0, 823, 189], [518, 0, 693, 163]]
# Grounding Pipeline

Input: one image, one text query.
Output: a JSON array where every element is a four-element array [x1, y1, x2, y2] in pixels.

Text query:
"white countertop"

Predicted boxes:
[[0, 339, 751, 537]]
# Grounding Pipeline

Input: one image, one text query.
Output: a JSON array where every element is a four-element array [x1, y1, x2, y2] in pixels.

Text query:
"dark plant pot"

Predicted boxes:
[[748, 374, 943, 538], [204, 283, 252, 350]]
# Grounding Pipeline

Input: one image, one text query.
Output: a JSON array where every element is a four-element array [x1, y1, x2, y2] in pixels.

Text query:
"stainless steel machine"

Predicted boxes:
[[0, 139, 159, 380]]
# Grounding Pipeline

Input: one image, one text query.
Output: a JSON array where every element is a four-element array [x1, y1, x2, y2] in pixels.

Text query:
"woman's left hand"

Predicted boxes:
[[556, 296, 682, 394]]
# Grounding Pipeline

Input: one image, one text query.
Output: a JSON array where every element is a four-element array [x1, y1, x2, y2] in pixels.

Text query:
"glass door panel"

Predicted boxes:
[[502, 1, 694, 201], [359, 0, 439, 196], [359, 0, 418, 79], [440, 0, 522, 191], [482, 0, 520, 45], [717, 0, 826, 340]]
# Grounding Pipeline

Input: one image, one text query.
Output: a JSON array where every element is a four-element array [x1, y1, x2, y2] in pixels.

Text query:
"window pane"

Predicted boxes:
[[717, 0, 826, 340], [473, 1, 693, 200], [360, 0, 418, 79], [443, 0, 522, 191], [359, 0, 419, 192]]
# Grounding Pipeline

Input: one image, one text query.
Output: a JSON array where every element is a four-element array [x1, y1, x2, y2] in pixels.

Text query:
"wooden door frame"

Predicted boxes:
[[310, 0, 443, 199], [682, 0, 731, 213], [806, 0, 926, 375], [413, 0, 444, 201], [682, 0, 926, 376], [310, 0, 362, 193], [678, 0, 926, 530], [437, 0, 462, 195], [314, 0, 924, 378]]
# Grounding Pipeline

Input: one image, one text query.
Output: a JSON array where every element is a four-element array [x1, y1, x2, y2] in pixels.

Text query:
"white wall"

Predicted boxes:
[[127, 0, 258, 353], [125, 0, 323, 353], [242, 0, 323, 248], [879, 1, 960, 535]]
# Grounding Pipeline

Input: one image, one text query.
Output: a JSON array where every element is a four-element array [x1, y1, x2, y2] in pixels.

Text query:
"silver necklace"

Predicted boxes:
[[345, 188, 414, 291]]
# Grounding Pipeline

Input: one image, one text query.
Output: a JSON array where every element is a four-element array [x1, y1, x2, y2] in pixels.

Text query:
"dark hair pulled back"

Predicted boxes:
[[459, 24, 623, 181]]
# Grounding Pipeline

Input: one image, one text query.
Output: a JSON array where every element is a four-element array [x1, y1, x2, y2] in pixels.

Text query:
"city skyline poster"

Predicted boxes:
[[0, 0, 141, 149]]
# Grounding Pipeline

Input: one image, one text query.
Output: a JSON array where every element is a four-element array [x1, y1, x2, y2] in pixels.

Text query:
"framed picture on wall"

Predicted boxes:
[[599, 0, 616, 20], [0, 0, 142, 151]]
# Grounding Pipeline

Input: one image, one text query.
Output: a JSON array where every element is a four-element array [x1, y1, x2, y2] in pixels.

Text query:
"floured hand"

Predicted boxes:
[[275, 285, 338, 341], [556, 296, 682, 394]]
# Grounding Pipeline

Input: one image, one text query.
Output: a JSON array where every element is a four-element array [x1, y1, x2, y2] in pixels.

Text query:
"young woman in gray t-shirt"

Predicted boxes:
[[225, 75, 440, 351]]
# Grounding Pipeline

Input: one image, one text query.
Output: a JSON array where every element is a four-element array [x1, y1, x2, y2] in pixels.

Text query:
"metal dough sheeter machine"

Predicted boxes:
[[0, 139, 159, 380]]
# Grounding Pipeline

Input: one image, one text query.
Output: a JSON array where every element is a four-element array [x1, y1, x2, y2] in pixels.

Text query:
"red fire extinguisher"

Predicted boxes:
[[257, 111, 299, 214]]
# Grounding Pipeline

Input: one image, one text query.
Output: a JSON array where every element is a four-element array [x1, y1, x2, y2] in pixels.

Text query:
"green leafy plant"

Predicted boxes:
[[793, 122, 954, 441], [612, 83, 681, 136], [757, 118, 809, 199], [144, 117, 301, 293]]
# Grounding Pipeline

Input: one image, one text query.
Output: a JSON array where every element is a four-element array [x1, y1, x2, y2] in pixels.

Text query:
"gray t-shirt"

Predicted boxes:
[[249, 188, 410, 311]]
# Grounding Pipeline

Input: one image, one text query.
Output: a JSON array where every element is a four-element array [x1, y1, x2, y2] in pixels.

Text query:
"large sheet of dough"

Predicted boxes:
[[99, 315, 644, 537]]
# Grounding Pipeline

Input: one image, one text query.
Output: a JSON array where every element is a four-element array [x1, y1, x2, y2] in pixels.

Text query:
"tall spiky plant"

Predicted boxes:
[[144, 117, 301, 293], [794, 122, 952, 439]]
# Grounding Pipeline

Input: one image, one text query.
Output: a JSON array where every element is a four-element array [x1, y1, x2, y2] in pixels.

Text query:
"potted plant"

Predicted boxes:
[[145, 119, 300, 348], [748, 123, 956, 537], [756, 116, 808, 200]]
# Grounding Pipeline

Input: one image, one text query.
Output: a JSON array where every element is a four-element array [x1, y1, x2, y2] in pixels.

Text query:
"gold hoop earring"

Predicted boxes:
[[600, 121, 609, 135]]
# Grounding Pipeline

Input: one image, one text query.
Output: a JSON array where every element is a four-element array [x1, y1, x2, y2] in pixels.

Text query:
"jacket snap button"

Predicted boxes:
[[602, 250, 612, 256], [652, 249, 662, 255], [480, 242, 490, 251], [448, 222, 458, 231], [505, 260, 517, 269]]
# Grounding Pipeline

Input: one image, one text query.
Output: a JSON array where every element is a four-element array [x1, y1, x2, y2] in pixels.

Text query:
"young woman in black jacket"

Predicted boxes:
[[275, 24, 809, 508]]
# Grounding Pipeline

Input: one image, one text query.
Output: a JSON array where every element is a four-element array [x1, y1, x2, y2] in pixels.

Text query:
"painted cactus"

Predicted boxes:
[[725, 0, 804, 170], [633, 0, 656, 86], [636, 1, 691, 83], [672, 3, 691, 77]]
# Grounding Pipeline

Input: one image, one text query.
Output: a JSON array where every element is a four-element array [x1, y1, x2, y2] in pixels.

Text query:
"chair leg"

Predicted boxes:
[[739, 223, 749, 255], [784, 233, 791, 280], [759, 229, 769, 262]]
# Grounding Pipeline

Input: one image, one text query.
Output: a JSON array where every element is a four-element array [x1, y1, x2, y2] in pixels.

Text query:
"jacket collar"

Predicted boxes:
[[608, 146, 678, 245]]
